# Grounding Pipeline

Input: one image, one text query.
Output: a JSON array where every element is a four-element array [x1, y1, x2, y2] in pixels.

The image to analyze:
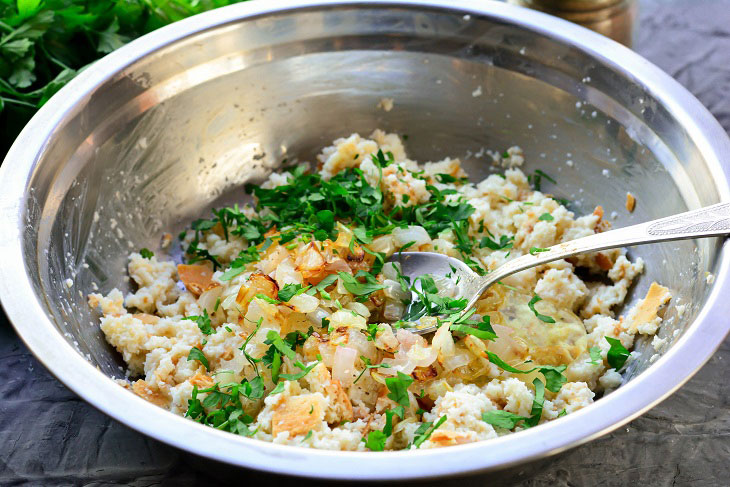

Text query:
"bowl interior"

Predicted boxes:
[[21, 0, 723, 443]]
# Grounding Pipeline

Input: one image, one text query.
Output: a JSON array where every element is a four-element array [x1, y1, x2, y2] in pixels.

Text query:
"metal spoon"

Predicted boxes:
[[389, 202, 730, 335]]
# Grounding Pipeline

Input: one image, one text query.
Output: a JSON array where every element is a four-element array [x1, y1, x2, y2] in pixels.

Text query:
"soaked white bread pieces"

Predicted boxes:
[[89, 131, 670, 451]]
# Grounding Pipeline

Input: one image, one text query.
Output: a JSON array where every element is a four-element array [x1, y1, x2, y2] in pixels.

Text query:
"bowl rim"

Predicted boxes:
[[1, 0, 729, 480]]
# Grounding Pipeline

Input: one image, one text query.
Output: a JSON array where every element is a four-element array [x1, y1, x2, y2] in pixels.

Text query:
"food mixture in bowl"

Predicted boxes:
[[89, 130, 672, 451]]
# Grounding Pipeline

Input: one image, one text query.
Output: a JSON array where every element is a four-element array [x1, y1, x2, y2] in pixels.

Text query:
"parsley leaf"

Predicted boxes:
[[528, 169, 556, 191], [354, 356, 391, 384], [255, 293, 280, 305], [486, 351, 567, 393], [587, 346, 602, 366], [220, 266, 245, 281], [219, 246, 261, 281], [412, 415, 447, 448], [524, 378, 545, 427], [270, 382, 286, 395], [139, 248, 154, 259], [338, 271, 384, 297], [278, 283, 308, 302], [242, 376, 264, 400], [187, 347, 209, 371], [450, 315, 497, 341], [605, 336, 630, 370], [383, 410, 395, 437], [538, 213, 554, 221], [529, 247, 550, 255], [365, 430, 387, 451], [184, 310, 214, 335], [279, 360, 319, 381], [482, 410, 528, 430], [270, 351, 282, 383], [385, 371, 413, 418], [239, 317, 262, 376], [541, 367, 567, 392], [527, 294, 556, 323], [265, 330, 296, 360], [479, 234, 514, 251], [306, 273, 338, 296]]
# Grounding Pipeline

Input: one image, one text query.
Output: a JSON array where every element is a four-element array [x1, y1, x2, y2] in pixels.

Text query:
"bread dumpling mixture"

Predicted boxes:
[[89, 130, 671, 451]]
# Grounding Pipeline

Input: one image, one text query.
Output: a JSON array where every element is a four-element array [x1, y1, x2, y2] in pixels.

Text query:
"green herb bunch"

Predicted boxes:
[[0, 0, 247, 155]]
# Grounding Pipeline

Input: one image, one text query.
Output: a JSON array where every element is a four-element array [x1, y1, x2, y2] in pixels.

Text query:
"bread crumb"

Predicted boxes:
[[675, 304, 686, 318], [377, 98, 394, 112], [160, 232, 173, 250], [625, 192, 636, 212]]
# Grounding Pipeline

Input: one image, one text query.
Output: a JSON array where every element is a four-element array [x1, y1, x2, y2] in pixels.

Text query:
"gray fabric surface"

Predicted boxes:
[[1, 0, 728, 485]]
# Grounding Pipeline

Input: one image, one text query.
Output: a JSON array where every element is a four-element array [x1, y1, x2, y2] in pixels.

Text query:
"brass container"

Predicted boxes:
[[509, 0, 637, 46]]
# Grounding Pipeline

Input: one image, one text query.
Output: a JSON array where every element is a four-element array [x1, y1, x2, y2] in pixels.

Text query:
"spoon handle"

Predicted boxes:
[[475, 201, 730, 299]]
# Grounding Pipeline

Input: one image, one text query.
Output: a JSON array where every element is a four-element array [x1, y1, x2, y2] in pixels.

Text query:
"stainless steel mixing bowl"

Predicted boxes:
[[1, 0, 729, 480]]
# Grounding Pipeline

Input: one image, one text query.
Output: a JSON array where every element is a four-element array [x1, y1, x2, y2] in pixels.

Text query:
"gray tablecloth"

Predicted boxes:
[[1, 1, 728, 485]]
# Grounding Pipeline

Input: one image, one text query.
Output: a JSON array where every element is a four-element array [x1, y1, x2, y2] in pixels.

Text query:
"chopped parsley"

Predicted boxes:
[[185, 374, 271, 437], [270, 382, 286, 395], [365, 430, 388, 451], [306, 274, 338, 298], [412, 415, 447, 448], [139, 248, 154, 259], [354, 356, 391, 384], [527, 294, 556, 324], [187, 347, 209, 371], [528, 169, 556, 191], [219, 266, 244, 281], [486, 351, 567, 393], [480, 234, 514, 251], [278, 283, 308, 302], [265, 330, 297, 360], [450, 314, 497, 341], [385, 371, 413, 418], [587, 346, 602, 366], [184, 310, 214, 335], [239, 317, 262, 376], [401, 274, 469, 322], [338, 271, 384, 298], [255, 293, 280, 305], [529, 246, 550, 255], [279, 360, 319, 381], [605, 336, 630, 370], [482, 410, 528, 430], [524, 378, 545, 427], [538, 213, 554, 221]]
